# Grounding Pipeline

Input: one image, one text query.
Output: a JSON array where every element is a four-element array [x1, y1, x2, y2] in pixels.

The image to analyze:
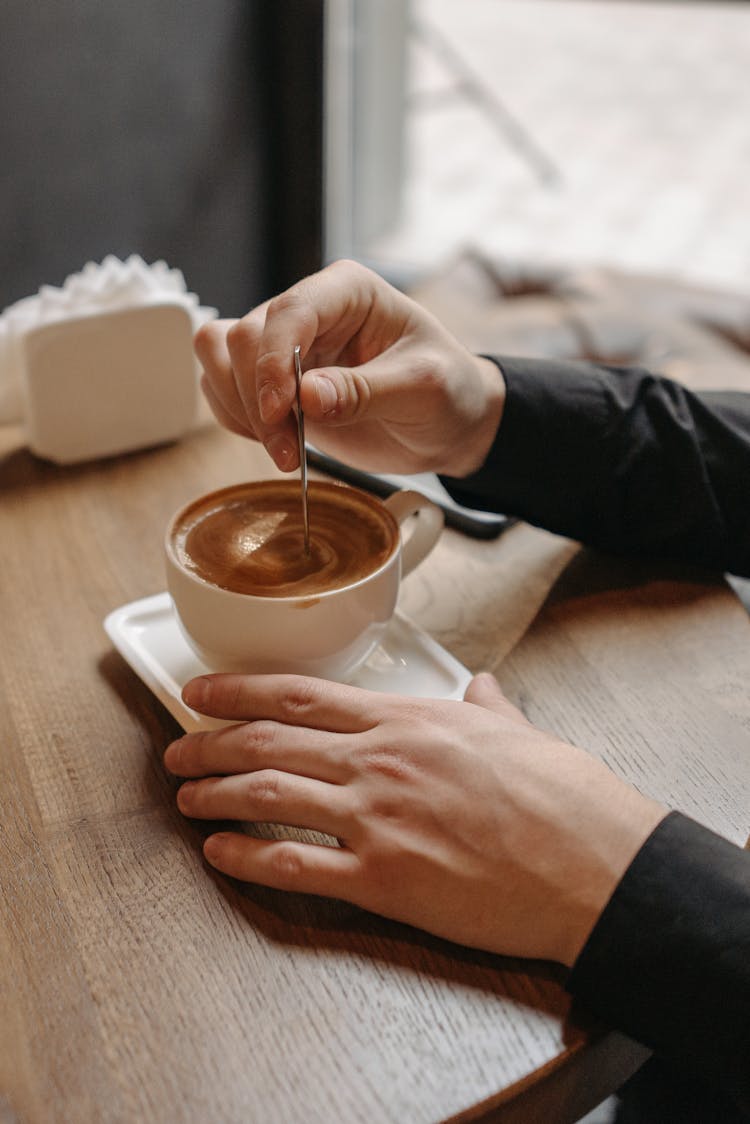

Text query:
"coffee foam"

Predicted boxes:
[[173, 480, 397, 598]]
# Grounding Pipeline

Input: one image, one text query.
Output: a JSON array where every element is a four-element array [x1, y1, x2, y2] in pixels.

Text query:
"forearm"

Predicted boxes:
[[566, 812, 750, 1113], [442, 357, 750, 576]]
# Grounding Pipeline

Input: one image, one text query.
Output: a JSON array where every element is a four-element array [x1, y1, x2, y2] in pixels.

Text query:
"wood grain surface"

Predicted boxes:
[[2, 416, 748, 1123]]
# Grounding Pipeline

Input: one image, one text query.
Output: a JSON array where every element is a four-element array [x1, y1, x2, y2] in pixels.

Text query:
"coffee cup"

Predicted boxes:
[[165, 478, 444, 680]]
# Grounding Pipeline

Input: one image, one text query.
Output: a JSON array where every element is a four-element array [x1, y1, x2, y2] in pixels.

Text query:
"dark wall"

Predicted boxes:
[[0, 2, 324, 318]]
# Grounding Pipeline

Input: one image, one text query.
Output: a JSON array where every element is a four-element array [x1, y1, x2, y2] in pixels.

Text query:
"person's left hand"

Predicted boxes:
[[164, 672, 665, 967], [193, 260, 504, 478]]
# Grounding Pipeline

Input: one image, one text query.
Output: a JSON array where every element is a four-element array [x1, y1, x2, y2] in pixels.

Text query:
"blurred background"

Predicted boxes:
[[349, 0, 750, 293], [2, 0, 748, 316]]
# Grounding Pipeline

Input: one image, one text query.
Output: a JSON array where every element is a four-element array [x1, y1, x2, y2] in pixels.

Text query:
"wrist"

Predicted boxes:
[[446, 356, 506, 477], [556, 797, 669, 969]]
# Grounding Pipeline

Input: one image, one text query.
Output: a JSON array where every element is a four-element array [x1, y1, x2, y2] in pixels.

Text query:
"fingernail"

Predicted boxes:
[[163, 739, 181, 772], [204, 834, 227, 862], [313, 375, 338, 415], [182, 677, 210, 711], [259, 382, 283, 424], [177, 780, 196, 810], [265, 432, 296, 470]]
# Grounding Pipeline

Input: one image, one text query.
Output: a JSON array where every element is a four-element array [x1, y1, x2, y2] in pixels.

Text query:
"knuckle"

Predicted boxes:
[[268, 842, 304, 885], [266, 289, 302, 317], [360, 743, 413, 783], [347, 370, 373, 421], [247, 769, 281, 808], [329, 258, 369, 282], [226, 318, 255, 354], [264, 289, 318, 335], [254, 348, 287, 382], [240, 720, 277, 760], [279, 678, 321, 720]]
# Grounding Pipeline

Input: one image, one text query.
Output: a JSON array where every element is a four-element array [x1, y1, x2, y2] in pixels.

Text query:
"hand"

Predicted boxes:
[[193, 259, 505, 478], [163, 672, 666, 967]]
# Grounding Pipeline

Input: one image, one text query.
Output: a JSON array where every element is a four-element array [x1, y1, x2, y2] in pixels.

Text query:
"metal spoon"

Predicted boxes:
[[294, 345, 311, 556]]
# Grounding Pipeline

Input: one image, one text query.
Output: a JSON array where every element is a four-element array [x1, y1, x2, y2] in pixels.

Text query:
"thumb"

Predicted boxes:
[[300, 355, 412, 426], [463, 673, 530, 724]]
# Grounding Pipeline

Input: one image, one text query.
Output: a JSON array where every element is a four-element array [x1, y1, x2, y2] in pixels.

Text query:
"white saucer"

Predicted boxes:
[[104, 592, 472, 732]]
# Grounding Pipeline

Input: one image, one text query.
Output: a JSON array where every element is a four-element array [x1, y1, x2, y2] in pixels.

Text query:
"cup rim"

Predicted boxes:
[[165, 477, 401, 603]]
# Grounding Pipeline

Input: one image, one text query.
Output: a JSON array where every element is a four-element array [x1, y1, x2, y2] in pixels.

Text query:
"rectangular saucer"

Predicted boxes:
[[104, 592, 473, 732]]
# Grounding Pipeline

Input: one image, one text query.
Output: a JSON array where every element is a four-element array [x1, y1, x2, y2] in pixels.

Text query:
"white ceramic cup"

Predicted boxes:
[[165, 479, 444, 680]]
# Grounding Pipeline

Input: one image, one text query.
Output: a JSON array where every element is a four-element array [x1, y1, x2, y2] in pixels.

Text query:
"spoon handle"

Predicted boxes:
[[294, 345, 311, 556]]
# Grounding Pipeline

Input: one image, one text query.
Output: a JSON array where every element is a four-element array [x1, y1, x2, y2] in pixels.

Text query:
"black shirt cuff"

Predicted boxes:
[[441, 355, 750, 573], [567, 811, 750, 1112]]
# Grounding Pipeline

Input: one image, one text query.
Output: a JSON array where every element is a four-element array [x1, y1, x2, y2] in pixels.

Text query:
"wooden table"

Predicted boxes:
[[2, 416, 749, 1124]]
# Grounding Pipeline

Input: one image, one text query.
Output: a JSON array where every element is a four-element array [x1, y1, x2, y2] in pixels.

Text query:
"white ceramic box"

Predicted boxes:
[[22, 303, 199, 464]]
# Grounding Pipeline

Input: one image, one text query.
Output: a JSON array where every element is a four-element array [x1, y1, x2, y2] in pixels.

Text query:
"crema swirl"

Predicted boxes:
[[172, 480, 397, 597]]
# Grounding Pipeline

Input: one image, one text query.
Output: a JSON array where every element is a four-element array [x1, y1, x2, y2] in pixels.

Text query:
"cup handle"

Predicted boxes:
[[383, 490, 444, 577]]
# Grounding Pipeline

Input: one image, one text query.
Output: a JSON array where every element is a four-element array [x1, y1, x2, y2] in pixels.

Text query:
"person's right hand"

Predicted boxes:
[[164, 671, 667, 968], [194, 259, 505, 479]]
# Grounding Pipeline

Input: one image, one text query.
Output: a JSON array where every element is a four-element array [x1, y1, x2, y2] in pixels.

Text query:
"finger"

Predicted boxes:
[[193, 318, 235, 372], [463, 672, 531, 724], [194, 319, 258, 435], [177, 771, 353, 840], [164, 721, 352, 784], [226, 314, 300, 470], [249, 263, 372, 422], [200, 375, 258, 440], [248, 260, 404, 433], [233, 261, 412, 470], [299, 345, 437, 428], [226, 301, 303, 470], [182, 673, 385, 733], [203, 831, 362, 899]]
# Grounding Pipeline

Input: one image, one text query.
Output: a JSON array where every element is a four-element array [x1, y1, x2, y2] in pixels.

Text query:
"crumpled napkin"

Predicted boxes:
[[0, 255, 216, 424]]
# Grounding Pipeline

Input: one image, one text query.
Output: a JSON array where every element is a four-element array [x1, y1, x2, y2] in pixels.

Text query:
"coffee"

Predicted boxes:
[[166, 480, 443, 678], [171, 480, 397, 598]]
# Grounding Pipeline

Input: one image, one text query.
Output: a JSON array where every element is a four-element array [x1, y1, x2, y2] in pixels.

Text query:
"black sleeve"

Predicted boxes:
[[441, 357, 750, 577], [566, 812, 750, 1114]]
